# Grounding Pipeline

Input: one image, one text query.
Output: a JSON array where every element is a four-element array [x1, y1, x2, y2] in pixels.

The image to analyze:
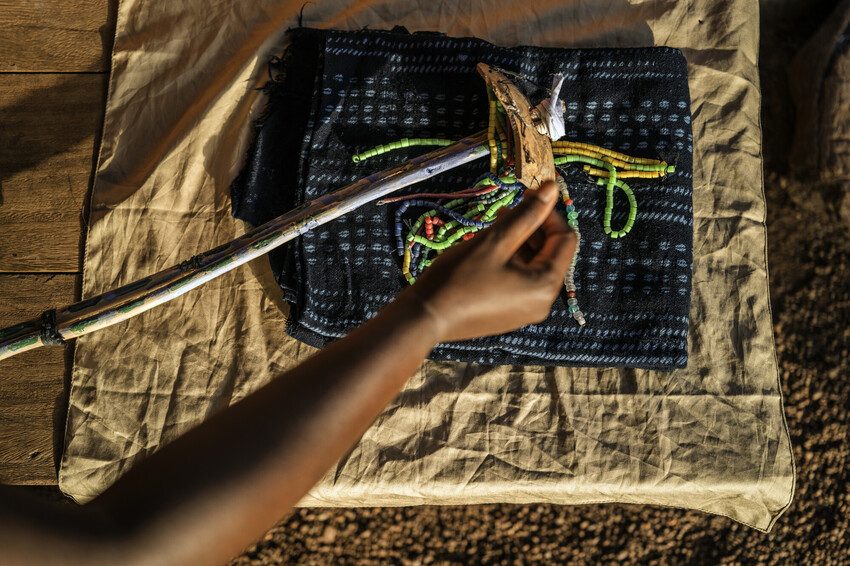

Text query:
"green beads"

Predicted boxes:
[[554, 154, 608, 168], [621, 162, 668, 172], [597, 177, 637, 238], [352, 138, 454, 163]]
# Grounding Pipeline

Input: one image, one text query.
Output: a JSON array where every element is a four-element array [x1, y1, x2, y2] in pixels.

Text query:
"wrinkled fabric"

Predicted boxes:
[[60, 0, 794, 532], [230, 28, 694, 369]]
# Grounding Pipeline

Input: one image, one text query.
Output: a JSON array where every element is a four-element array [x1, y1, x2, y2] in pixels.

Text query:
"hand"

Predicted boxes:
[[403, 180, 577, 342]]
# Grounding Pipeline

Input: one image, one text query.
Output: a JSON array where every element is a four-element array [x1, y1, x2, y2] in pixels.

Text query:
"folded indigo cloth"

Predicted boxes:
[[231, 28, 693, 369]]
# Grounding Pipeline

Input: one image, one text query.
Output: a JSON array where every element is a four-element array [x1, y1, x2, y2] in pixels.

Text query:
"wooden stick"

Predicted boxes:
[[0, 132, 489, 361]]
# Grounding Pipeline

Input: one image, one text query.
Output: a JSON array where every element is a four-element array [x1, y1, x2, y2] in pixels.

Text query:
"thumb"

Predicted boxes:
[[489, 180, 559, 260]]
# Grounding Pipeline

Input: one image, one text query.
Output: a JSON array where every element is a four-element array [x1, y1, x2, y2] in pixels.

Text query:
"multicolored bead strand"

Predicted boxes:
[[556, 173, 585, 326], [392, 167, 524, 284]]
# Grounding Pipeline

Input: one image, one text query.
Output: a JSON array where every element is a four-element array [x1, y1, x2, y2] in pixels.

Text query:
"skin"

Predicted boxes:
[[0, 181, 575, 565]]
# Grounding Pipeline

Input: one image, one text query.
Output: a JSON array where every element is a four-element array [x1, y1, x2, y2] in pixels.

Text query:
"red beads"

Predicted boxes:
[[563, 198, 573, 206]]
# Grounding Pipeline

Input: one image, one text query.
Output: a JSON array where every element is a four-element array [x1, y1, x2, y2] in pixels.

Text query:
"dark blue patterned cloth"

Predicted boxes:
[[231, 28, 693, 369]]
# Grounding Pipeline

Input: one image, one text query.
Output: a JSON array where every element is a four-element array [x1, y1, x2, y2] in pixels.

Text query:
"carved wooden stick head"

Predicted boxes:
[[476, 63, 557, 188]]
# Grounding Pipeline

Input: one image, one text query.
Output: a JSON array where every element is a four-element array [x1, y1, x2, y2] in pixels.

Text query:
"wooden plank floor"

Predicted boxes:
[[0, 1, 114, 484]]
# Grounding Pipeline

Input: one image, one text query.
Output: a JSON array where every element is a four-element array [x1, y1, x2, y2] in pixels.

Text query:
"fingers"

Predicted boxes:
[[488, 180, 559, 260], [537, 204, 571, 238], [527, 222, 577, 276], [514, 228, 546, 263]]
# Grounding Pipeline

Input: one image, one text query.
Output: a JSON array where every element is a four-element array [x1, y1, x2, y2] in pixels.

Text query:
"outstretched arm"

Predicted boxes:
[[0, 181, 575, 565]]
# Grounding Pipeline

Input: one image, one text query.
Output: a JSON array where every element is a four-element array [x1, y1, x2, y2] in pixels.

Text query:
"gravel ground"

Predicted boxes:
[[232, 2, 850, 564]]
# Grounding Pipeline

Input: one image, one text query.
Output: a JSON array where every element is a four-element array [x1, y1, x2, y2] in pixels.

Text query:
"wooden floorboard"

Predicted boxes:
[[0, 0, 114, 72], [0, 0, 113, 486], [0, 274, 77, 485], [0, 73, 105, 272]]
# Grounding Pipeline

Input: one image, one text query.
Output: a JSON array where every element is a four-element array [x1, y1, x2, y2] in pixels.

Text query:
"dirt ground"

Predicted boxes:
[[230, 2, 850, 564]]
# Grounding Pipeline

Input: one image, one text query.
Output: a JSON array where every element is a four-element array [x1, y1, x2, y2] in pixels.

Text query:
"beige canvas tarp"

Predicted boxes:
[[59, 0, 795, 532]]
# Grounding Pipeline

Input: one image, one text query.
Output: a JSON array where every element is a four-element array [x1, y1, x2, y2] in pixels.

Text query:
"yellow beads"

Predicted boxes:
[[551, 141, 663, 165], [583, 166, 667, 179], [487, 97, 498, 173]]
